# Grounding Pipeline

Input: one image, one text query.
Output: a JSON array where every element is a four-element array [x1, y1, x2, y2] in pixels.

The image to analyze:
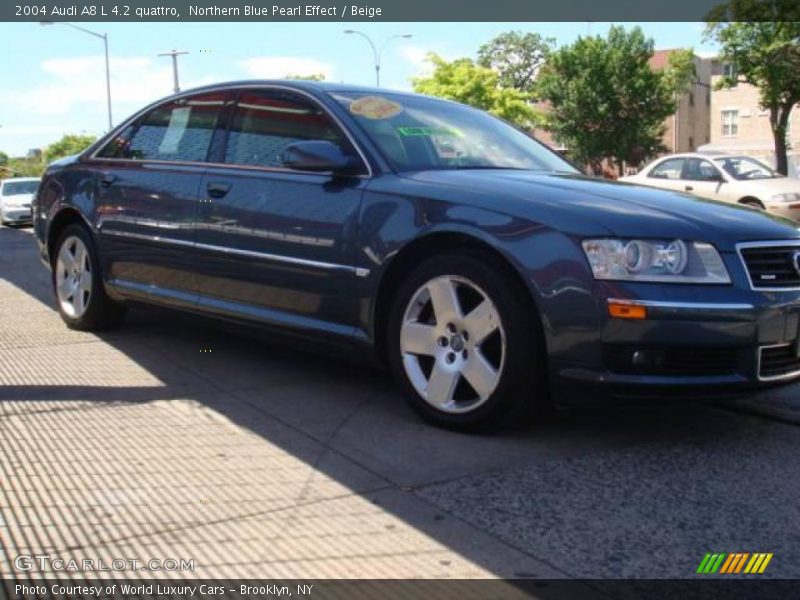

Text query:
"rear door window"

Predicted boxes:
[[96, 92, 228, 162], [648, 158, 686, 180]]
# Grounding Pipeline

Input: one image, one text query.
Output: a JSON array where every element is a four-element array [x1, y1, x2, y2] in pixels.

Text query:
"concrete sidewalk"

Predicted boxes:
[[2, 224, 800, 581]]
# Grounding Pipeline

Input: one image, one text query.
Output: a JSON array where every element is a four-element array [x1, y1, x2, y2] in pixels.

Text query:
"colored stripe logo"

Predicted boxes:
[[697, 552, 773, 574]]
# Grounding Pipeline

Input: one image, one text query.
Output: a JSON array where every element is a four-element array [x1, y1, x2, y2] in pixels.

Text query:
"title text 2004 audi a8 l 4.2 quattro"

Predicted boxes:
[[32, 81, 800, 430]]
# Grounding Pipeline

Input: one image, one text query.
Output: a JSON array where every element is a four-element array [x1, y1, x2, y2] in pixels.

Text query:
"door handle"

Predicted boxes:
[[684, 185, 694, 191], [207, 182, 231, 198], [99, 173, 116, 187]]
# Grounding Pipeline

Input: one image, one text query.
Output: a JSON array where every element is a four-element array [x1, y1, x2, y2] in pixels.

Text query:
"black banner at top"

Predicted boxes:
[[3, 0, 797, 22]]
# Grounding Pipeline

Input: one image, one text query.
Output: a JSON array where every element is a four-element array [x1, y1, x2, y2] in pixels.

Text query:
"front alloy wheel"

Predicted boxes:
[[388, 252, 545, 431], [401, 275, 505, 413]]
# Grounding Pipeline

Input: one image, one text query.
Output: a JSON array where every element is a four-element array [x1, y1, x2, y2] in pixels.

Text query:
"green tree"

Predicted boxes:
[[536, 26, 694, 175], [43, 134, 97, 164], [706, 2, 800, 175], [477, 31, 554, 93], [412, 53, 542, 128], [0, 151, 8, 167], [4, 158, 45, 178]]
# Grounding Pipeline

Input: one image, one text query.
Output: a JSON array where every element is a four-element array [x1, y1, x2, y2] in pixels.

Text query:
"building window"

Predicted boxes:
[[689, 92, 695, 107], [722, 62, 737, 78], [722, 110, 739, 137]]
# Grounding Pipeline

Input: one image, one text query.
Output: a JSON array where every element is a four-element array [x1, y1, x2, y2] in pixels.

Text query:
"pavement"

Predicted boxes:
[[2, 223, 800, 582]]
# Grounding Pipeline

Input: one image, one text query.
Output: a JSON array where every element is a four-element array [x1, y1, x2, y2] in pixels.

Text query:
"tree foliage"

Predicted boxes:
[[43, 134, 97, 164], [535, 26, 694, 174], [706, 2, 800, 175], [477, 31, 554, 93], [412, 53, 542, 128], [1, 158, 45, 179]]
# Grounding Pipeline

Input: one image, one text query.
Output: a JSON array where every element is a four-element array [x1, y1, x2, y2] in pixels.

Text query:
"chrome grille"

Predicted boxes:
[[739, 242, 800, 290]]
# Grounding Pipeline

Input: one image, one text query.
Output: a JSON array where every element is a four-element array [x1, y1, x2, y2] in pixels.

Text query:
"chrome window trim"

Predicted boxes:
[[757, 342, 800, 382], [100, 228, 367, 275], [86, 83, 373, 178], [736, 240, 800, 292]]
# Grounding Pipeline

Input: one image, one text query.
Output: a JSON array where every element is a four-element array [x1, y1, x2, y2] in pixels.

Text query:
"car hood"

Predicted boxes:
[[733, 176, 800, 197], [401, 170, 800, 250], [1, 193, 34, 205]]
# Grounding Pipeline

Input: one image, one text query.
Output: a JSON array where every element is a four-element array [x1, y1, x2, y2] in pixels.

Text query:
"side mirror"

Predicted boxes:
[[281, 141, 358, 175]]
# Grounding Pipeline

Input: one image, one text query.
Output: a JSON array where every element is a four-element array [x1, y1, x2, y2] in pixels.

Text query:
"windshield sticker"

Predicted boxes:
[[349, 96, 403, 120], [397, 126, 463, 138]]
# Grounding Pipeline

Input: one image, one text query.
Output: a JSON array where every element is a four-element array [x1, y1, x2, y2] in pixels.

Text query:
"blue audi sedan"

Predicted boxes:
[[32, 81, 800, 430]]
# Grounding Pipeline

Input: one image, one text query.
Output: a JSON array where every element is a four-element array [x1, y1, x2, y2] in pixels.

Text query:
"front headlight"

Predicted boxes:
[[771, 193, 800, 203], [581, 239, 731, 284]]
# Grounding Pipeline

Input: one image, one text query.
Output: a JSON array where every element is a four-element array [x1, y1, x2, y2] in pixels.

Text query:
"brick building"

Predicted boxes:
[[648, 50, 713, 155], [698, 59, 800, 177]]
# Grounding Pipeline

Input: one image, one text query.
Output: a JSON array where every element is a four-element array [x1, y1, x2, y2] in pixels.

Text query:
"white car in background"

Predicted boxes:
[[0, 177, 40, 226], [620, 153, 800, 221]]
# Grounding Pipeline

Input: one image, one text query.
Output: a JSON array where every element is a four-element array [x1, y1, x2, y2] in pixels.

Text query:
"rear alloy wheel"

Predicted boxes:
[[52, 224, 127, 330], [55, 235, 93, 319], [388, 253, 545, 431]]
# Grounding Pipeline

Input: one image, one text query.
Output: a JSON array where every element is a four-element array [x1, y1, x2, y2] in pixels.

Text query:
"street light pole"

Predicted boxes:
[[158, 50, 189, 94], [343, 30, 413, 87], [39, 21, 113, 130]]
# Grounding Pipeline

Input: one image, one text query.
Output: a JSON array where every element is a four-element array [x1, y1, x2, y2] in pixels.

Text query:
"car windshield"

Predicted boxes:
[[714, 156, 779, 180], [329, 91, 577, 173], [2, 180, 39, 195]]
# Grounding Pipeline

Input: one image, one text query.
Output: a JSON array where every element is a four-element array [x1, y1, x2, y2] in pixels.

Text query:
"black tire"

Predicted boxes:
[[386, 251, 547, 432], [741, 199, 765, 210], [51, 223, 127, 331]]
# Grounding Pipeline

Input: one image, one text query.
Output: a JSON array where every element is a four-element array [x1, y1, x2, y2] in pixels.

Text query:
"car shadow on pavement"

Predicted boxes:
[[2, 224, 794, 582]]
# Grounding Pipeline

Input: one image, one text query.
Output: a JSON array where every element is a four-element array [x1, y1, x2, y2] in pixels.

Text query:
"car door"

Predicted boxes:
[[682, 158, 728, 202], [642, 157, 687, 193], [193, 87, 370, 340], [91, 91, 229, 307]]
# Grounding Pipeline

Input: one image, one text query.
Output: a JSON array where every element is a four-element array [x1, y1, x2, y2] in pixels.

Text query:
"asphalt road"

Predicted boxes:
[[1, 223, 800, 584]]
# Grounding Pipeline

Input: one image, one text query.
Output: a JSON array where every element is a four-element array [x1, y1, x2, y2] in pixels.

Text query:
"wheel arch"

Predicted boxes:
[[46, 207, 93, 265], [738, 196, 765, 209], [371, 230, 544, 364]]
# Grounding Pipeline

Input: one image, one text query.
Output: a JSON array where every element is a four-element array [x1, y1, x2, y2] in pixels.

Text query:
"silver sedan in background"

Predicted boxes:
[[0, 177, 40, 226], [620, 153, 800, 221]]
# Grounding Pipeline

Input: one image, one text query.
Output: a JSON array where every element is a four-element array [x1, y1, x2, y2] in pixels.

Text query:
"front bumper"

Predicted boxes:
[[1, 206, 32, 223], [552, 296, 800, 402], [767, 202, 800, 222]]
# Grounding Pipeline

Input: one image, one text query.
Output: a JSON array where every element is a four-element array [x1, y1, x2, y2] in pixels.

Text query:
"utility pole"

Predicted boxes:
[[158, 50, 189, 93]]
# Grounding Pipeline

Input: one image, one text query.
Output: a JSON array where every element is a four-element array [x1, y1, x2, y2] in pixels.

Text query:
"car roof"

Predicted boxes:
[[654, 152, 732, 161], [168, 79, 431, 101], [1, 177, 40, 183]]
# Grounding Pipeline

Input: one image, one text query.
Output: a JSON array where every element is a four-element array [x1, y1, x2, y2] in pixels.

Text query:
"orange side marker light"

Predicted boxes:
[[608, 301, 647, 320]]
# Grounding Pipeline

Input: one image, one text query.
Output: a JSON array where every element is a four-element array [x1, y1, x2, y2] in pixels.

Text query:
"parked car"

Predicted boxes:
[[1, 177, 40, 225], [620, 153, 800, 220], [32, 82, 800, 430]]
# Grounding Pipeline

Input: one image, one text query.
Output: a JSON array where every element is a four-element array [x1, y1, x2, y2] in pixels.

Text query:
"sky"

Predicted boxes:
[[0, 21, 718, 156]]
